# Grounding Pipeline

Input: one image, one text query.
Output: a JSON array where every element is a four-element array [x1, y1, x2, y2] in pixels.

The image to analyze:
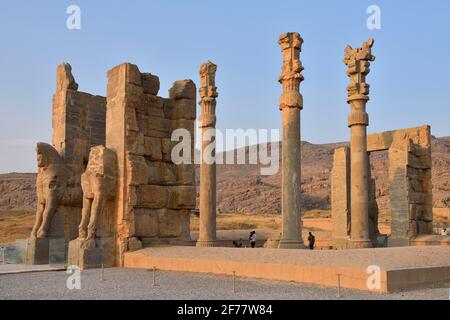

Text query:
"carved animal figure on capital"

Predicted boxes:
[[31, 142, 70, 238], [78, 146, 117, 240]]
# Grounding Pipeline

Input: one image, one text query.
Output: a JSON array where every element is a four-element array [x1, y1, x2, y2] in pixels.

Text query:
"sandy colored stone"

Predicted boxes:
[[141, 73, 160, 95], [168, 186, 196, 209], [277, 33, 305, 249], [56, 63, 78, 92], [78, 146, 117, 240], [136, 185, 167, 209], [197, 61, 219, 247], [30, 143, 70, 239], [343, 39, 375, 249], [169, 80, 196, 100], [331, 147, 350, 248]]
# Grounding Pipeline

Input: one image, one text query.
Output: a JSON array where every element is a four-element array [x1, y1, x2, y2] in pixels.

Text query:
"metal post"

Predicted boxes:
[[337, 274, 341, 298], [1, 247, 5, 265], [101, 263, 104, 281], [153, 266, 156, 287], [232, 271, 236, 293]]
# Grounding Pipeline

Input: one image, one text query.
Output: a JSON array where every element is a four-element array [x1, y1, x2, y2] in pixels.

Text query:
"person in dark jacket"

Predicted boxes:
[[308, 232, 315, 250], [249, 231, 256, 248]]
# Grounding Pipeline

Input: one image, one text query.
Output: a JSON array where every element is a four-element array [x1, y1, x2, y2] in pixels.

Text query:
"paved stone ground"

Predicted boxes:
[[0, 268, 449, 300]]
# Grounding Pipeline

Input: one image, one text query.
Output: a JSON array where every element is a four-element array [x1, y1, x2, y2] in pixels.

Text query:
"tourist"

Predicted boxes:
[[308, 232, 315, 250], [232, 239, 243, 248], [442, 228, 448, 236], [250, 231, 256, 248]]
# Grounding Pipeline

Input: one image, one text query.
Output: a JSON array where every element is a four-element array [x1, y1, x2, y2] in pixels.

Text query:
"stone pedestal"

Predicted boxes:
[[277, 32, 305, 249], [26, 238, 50, 265], [196, 61, 219, 248], [68, 238, 115, 269]]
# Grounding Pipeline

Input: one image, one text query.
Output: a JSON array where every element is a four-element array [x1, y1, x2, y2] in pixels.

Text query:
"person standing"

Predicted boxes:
[[308, 232, 315, 250], [250, 231, 257, 248]]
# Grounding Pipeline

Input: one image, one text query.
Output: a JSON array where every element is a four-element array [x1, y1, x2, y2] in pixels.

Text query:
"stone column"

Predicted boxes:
[[343, 39, 375, 248], [196, 61, 219, 247], [278, 33, 305, 249]]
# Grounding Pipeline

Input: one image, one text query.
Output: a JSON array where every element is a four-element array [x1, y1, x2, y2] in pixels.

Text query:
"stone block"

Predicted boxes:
[[157, 209, 190, 238], [147, 161, 177, 185], [68, 238, 115, 269], [162, 138, 175, 162], [164, 99, 196, 120], [176, 164, 195, 185], [144, 136, 162, 160], [169, 80, 196, 100], [167, 186, 196, 209], [136, 185, 167, 209], [127, 154, 149, 186], [139, 95, 164, 117], [134, 209, 159, 237], [127, 237, 143, 251], [126, 130, 145, 155], [138, 115, 170, 138], [26, 238, 50, 265], [142, 73, 160, 95], [170, 118, 195, 135]]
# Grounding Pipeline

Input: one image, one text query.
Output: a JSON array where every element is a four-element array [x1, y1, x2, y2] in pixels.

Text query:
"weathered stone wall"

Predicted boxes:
[[331, 147, 350, 248], [331, 126, 433, 248], [47, 64, 106, 240], [387, 127, 433, 246], [106, 63, 196, 265], [52, 64, 106, 175]]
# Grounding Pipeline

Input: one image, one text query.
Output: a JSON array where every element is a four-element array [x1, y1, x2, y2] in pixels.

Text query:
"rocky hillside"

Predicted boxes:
[[1, 137, 449, 214]]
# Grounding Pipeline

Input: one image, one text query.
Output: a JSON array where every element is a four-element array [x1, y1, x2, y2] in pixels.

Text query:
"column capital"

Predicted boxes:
[[278, 32, 304, 110], [344, 38, 375, 103], [199, 61, 218, 128]]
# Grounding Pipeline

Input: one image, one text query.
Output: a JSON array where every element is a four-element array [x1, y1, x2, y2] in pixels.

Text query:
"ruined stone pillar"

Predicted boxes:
[[196, 61, 219, 247], [343, 39, 375, 248], [278, 33, 305, 249]]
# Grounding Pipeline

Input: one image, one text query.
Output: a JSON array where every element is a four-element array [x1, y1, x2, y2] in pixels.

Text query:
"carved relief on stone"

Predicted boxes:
[[343, 38, 375, 101], [278, 32, 304, 110], [31, 143, 70, 238], [78, 145, 117, 240], [198, 61, 218, 128]]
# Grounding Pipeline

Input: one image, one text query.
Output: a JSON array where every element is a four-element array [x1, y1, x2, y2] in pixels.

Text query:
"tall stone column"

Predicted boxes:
[[278, 33, 305, 249], [343, 39, 376, 248], [196, 61, 219, 247]]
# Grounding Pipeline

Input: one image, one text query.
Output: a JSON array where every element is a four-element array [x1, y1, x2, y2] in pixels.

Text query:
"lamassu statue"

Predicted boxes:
[[31, 142, 70, 238]]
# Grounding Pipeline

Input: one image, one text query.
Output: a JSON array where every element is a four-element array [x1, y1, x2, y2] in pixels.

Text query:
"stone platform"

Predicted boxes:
[[0, 264, 65, 275], [124, 246, 450, 293]]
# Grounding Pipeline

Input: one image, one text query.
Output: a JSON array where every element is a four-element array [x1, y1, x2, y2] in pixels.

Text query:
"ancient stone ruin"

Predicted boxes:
[[332, 125, 433, 248], [330, 39, 434, 249], [343, 38, 376, 248], [22, 32, 442, 269], [28, 62, 196, 268], [278, 32, 305, 249], [197, 61, 219, 247]]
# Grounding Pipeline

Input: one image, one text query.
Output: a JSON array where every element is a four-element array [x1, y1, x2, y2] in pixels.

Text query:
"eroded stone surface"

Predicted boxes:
[[278, 33, 305, 249], [197, 61, 219, 247]]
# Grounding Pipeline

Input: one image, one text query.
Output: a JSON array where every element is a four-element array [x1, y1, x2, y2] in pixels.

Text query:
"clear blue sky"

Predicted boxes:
[[0, 0, 449, 173]]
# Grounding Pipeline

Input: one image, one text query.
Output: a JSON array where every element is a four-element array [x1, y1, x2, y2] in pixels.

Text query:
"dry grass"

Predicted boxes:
[[0, 210, 34, 244], [191, 213, 281, 232], [190, 210, 332, 232]]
